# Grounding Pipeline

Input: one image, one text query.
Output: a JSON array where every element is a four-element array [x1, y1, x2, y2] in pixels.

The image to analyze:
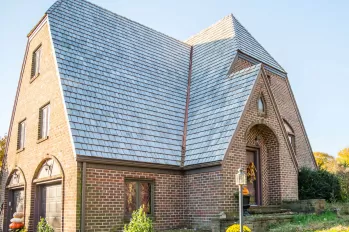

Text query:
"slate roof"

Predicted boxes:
[[46, 0, 279, 166]]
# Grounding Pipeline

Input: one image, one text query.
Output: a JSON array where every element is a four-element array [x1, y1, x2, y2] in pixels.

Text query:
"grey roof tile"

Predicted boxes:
[[47, 0, 273, 166]]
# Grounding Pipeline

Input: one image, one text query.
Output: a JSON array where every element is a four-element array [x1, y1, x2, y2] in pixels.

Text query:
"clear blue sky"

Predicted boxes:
[[0, 0, 348, 157]]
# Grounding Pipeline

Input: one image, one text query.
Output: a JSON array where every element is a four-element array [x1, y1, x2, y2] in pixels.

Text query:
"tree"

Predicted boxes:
[[337, 148, 349, 168], [313, 152, 337, 173], [0, 135, 7, 169]]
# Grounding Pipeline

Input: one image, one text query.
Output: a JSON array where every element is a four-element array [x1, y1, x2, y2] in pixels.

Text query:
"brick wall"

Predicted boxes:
[[221, 68, 299, 213], [84, 165, 185, 231], [183, 170, 223, 230], [0, 20, 78, 232], [232, 56, 316, 169]]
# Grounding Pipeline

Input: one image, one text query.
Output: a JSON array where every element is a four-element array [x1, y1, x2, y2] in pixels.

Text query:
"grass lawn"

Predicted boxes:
[[269, 211, 349, 232]]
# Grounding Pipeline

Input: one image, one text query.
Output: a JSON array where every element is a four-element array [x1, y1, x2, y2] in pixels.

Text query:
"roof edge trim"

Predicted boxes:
[[47, 17, 78, 160]]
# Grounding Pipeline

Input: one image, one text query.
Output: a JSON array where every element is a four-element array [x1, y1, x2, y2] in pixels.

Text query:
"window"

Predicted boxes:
[[258, 97, 265, 114], [125, 180, 153, 216], [267, 75, 271, 84], [17, 120, 26, 150], [31, 45, 42, 78], [38, 104, 50, 140], [284, 120, 295, 150]]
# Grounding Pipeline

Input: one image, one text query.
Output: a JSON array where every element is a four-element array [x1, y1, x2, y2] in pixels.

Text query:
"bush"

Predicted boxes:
[[37, 218, 54, 232], [336, 169, 349, 202], [124, 206, 154, 232], [299, 167, 341, 202], [226, 224, 251, 232]]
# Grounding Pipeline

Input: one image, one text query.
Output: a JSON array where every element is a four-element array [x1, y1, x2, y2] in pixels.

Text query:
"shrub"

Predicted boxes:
[[299, 167, 341, 202], [37, 218, 54, 232], [124, 206, 154, 232], [226, 224, 251, 232]]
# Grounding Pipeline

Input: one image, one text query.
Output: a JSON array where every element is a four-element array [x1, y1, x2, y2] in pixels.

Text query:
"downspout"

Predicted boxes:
[[181, 46, 193, 167], [80, 162, 86, 232]]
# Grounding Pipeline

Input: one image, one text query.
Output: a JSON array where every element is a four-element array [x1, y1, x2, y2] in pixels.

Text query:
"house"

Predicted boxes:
[[0, 0, 317, 231]]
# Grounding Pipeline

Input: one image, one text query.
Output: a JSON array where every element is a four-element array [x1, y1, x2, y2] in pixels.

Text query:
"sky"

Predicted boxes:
[[0, 0, 348, 157]]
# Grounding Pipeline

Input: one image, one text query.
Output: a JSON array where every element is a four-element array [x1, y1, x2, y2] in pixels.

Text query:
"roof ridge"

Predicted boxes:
[[47, 0, 190, 47], [184, 14, 233, 44], [231, 15, 285, 72]]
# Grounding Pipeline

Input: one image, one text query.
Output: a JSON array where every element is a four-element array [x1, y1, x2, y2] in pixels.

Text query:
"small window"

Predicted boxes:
[[31, 45, 42, 78], [125, 180, 153, 216], [38, 104, 50, 140], [284, 120, 295, 150], [258, 97, 265, 114], [17, 120, 26, 150], [267, 75, 271, 84]]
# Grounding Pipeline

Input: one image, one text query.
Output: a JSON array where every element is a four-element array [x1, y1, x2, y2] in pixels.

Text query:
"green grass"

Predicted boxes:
[[268, 211, 349, 232]]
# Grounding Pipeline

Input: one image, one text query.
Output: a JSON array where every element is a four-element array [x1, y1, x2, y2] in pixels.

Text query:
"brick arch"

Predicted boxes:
[[3, 167, 27, 231], [245, 123, 281, 205], [28, 155, 65, 231], [6, 167, 27, 187], [32, 155, 64, 181]]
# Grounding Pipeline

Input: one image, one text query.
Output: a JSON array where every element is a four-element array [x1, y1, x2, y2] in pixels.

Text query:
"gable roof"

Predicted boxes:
[[45, 0, 281, 167], [186, 14, 285, 73], [48, 0, 191, 166]]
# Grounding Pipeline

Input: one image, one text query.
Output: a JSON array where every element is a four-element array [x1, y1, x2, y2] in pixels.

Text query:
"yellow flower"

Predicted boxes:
[[226, 224, 251, 232]]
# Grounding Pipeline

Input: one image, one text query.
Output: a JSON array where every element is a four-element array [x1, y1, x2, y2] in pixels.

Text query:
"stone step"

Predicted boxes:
[[247, 205, 291, 214]]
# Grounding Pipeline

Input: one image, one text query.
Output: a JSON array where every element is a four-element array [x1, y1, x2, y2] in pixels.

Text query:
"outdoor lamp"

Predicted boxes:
[[235, 168, 247, 185], [236, 168, 247, 232]]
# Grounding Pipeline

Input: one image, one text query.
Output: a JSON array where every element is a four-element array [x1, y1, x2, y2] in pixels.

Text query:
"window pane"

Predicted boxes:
[[258, 98, 264, 112], [125, 182, 137, 215], [140, 182, 151, 214]]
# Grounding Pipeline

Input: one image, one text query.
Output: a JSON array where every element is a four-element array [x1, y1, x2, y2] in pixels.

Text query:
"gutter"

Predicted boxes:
[[181, 46, 193, 167]]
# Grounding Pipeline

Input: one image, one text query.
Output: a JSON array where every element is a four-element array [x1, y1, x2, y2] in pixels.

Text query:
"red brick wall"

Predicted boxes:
[[84, 165, 185, 231], [232, 56, 316, 169], [183, 170, 222, 230], [221, 68, 299, 214]]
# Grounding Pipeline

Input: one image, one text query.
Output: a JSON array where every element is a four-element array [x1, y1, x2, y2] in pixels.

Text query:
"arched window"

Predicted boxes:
[[257, 97, 265, 114], [284, 120, 295, 150]]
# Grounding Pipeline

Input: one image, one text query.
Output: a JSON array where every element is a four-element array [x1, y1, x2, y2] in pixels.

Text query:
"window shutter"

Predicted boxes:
[[21, 121, 25, 148], [31, 51, 36, 78], [17, 123, 21, 150]]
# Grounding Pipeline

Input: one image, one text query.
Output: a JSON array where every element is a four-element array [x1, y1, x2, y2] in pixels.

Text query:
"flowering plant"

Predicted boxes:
[[226, 224, 251, 232]]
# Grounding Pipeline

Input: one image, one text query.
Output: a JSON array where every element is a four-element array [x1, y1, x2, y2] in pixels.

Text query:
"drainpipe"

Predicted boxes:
[[80, 162, 86, 232]]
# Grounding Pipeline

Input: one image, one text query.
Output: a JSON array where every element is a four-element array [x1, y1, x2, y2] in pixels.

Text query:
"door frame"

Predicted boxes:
[[246, 147, 262, 205]]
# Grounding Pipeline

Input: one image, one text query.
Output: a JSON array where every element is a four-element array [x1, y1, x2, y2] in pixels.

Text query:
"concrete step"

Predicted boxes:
[[247, 205, 291, 214]]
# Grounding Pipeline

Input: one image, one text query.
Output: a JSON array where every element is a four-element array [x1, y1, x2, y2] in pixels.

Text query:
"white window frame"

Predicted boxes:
[[32, 45, 42, 78], [18, 120, 26, 150], [39, 104, 50, 139]]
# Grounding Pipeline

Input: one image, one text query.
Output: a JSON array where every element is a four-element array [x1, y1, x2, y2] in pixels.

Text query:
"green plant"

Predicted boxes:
[[226, 224, 251, 232], [299, 167, 341, 202], [124, 206, 154, 232], [37, 218, 54, 232]]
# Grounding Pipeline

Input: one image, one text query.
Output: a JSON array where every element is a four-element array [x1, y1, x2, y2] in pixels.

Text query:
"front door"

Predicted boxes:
[[246, 149, 262, 205], [40, 184, 62, 231]]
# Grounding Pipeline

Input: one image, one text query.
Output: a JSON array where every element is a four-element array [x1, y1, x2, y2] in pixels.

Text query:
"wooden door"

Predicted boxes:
[[41, 184, 62, 231], [246, 149, 262, 205]]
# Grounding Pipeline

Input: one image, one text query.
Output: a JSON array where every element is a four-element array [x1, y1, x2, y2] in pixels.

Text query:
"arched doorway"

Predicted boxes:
[[245, 123, 281, 205], [4, 167, 26, 231], [32, 157, 64, 232]]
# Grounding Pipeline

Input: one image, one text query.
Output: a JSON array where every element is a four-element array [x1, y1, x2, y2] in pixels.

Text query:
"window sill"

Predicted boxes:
[[257, 112, 267, 117], [16, 148, 25, 154], [37, 136, 49, 144], [30, 73, 40, 83]]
